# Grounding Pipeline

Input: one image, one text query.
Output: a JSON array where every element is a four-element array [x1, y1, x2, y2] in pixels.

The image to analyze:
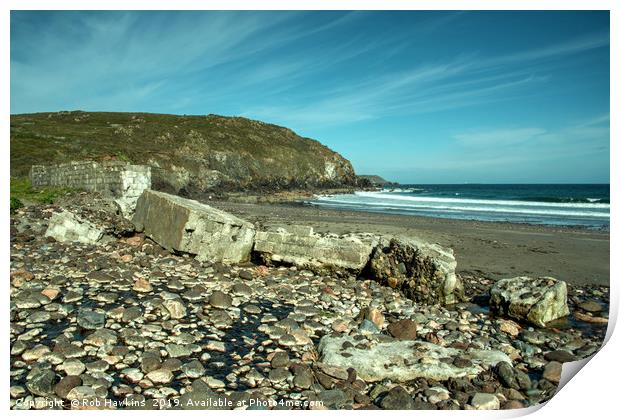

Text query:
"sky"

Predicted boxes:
[[10, 10, 610, 184]]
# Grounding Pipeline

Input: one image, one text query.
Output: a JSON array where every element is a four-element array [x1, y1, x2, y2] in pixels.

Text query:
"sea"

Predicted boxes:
[[307, 184, 610, 230]]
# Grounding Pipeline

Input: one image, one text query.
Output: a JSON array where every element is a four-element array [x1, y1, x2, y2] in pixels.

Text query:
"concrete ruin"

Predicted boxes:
[[254, 227, 377, 276], [132, 190, 255, 264], [30, 161, 151, 216], [45, 211, 108, 245], [368, 236, 464, 305]]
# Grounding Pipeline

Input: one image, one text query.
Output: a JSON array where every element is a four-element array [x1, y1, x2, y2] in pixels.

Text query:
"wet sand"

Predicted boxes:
[[211, 200, 610, 287]]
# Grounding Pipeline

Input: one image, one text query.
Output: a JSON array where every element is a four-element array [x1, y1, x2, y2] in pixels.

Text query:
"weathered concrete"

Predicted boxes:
[[490, 276, 569, 327], [45, 211, 107, 245], [318, 334, 511, 382], [30, 161, 151, 217], [132, 190, 255, 263], [368, 236, 463, 305], [253, 227, 377, 275]]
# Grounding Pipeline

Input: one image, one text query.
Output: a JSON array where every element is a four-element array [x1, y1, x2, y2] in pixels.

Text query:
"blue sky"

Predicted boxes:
[[11, 11, 610, 183]]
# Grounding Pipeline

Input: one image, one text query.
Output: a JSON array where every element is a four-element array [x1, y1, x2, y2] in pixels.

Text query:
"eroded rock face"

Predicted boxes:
[[132, 190, 255, 264], [490, 276, 570, 327], [318, 334, 511, 382], [253, 227, 377, 276], [368, 236, 463, 305], [45, 210, 107, 244]]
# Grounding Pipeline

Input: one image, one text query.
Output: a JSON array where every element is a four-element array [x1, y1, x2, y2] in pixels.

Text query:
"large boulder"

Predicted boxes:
[[45, 210, 107, 244], [318, 334, 511, 382], [490, 276, 569, 327], [132, 190, 255, 263], [253, 227, 377, 276], [368, 236, 463, 305]]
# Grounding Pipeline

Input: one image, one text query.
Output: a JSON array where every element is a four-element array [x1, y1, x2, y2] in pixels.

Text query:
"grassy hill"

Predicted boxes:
[[11, 111, 356, 193]]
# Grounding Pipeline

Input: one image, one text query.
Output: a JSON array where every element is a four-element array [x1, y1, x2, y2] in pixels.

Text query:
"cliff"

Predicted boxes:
[[10, 111, 356, 194]]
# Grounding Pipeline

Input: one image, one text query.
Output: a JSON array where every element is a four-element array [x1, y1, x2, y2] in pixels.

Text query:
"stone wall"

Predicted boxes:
[[30, 161, 151, 197]]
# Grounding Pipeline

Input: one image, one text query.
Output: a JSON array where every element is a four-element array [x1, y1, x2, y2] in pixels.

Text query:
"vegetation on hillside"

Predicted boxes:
[[10, 111, 356, 193]]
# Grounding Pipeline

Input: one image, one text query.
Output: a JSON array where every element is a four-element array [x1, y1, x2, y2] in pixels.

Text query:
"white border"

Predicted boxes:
[[3, 2, 616, 420]]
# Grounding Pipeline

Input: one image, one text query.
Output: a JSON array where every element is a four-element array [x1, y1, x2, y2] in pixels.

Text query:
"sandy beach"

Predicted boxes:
[[211, 200, 610, 287]]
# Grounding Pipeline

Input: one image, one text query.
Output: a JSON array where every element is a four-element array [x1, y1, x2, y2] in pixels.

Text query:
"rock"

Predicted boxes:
[[146, 369, 174, 384], [26, 367, 56, 397], [470, 393, 500, 410], [368, 236, 463, 305], [293, 367, 313, 389], [317, 389, 349, 409], [10, 270, 34, 288], [182, 360, 206, 378], [232, 282, 253, 296], [544, 350, 577, 363], [163, 299, 187, 319], [132, 277, 152, 293], [359, 307, 385, 329], [380, 386, 414, 410], [543, 361, 563, 383], [61, 359, 86, 375], [41, 288, 60, 300], [490, 276, 569, 327], [578, 300, 603, 313], [495, 361, 518, 389], [45, 210, 106, 244], [270, 352, 290, 368], [22, 345, 51, 361], [253, 227, 377, 276], [54, 375, 82, 399], [574, 312, 608, 324], [359, 319, 381, 335], [77, 309, 106, 329], [238, 270, 253, 281], [318, 334, 511, 382], [209, 291, 232, 309], [387, 319, 417, 340], [66, 386, 97, 403], [132, 190, 255, 263], [210, 309, 233, 327], [316, 363, 349, 380], [205, 341, 226, 352], [497, 319, 521, 337], [268, 367, 291, 383], [83, 329, 118, 347]]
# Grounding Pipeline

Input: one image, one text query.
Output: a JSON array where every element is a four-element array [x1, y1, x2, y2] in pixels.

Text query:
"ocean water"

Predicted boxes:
[[307, 184, 610, 230]]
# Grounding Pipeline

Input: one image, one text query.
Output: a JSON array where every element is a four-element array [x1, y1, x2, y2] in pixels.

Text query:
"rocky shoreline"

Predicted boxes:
[[10, 193, 609, 410]]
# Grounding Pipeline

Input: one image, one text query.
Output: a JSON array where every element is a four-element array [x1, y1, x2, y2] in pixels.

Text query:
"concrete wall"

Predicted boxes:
[[29, 161, 151, 198]]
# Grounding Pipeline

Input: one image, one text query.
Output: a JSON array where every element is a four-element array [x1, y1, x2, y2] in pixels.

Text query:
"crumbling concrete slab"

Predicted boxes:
[[253, 227, 377, 276], [45, 211, 107, 244], [368, 236, 464, 305], [132, 190, 255, 263]]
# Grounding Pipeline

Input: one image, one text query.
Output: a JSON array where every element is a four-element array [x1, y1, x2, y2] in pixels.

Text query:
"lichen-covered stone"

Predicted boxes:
[[132, 189, 255, 263], [490, 276, 569, 327], [368, 236, 463, 305]]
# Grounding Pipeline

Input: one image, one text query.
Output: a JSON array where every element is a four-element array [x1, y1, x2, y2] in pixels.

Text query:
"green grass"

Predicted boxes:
[[10, 177, 74, 211]]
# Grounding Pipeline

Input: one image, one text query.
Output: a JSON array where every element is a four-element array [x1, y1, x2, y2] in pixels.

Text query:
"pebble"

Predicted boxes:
[[470, 393, 500, 410], [9, 201, 609, 411]]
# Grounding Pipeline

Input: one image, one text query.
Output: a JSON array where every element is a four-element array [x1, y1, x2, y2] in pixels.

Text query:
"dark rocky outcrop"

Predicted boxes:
[[356, 175, 397, 188]]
